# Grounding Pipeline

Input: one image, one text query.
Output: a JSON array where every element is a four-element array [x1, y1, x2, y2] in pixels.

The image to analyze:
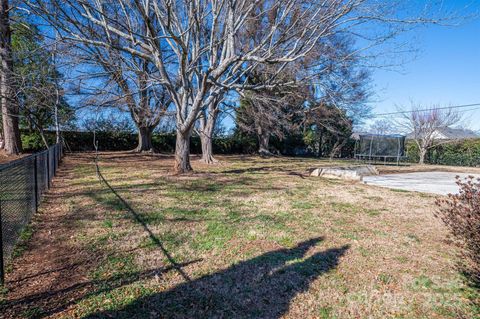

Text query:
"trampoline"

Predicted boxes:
[[354, 134, 406, 165]]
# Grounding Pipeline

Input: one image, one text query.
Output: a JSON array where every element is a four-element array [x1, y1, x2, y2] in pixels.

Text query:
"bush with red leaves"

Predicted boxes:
[[436, 176, 480, 288]]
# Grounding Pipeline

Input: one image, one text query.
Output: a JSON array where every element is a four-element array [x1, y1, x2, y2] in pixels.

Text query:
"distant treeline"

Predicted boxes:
[[21, 130, 355, 158], [22, 130, 480, 167]]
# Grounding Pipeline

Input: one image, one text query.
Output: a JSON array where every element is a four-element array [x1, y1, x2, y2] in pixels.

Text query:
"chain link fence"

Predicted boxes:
[[0, 143, 63, 285]]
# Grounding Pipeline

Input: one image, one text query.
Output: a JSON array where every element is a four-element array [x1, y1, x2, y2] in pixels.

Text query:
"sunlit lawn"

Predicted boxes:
[[2, 152, 478, 318]]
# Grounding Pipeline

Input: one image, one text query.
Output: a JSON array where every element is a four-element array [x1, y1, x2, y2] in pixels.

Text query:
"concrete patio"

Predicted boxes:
[[363, 172, 480, 195]]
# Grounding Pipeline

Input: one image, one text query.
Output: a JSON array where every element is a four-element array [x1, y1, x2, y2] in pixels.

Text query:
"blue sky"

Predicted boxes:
[[368, 1, 480, 131], [64, 1, 480, 133]]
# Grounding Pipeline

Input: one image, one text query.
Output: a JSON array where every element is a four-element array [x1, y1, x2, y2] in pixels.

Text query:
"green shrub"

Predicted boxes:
[[407, 139, 480, 167], [21, 132, 54, 151], [20, 129, 359, 157]]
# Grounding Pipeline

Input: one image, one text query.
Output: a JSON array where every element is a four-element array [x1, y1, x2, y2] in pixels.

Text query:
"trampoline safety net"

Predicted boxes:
[[355, 134, 406, 162]]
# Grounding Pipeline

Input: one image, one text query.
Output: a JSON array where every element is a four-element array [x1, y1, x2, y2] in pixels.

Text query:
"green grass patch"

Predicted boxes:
[[10, 154, 473, 318], [192, 221, 235, 251], [292, 201, 316, 210], [103, 219, 113, 229], [330, 202, 358, 214], [406, 233, 421, 244], [391, 188, 410, 193], [364, 208, 382, 217], [358, 246, 370, 257], [318, 306, 336, 319], [377, 273, 395, 285], [413, 275, 434, 290], [11, 225, 34, 258], [74, 284, 155, 318], [91, 254, 138, 282], [21, 307, 44, 319]]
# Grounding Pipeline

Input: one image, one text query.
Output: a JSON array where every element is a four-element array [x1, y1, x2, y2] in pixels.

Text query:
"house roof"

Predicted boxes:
[[407, 127, 479, 140], [438, 127, 479, 139]]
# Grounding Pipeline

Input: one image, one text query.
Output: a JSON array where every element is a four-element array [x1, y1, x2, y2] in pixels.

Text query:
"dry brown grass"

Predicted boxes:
[[0, 149, 26, 164], [0, 152, 477, 318]]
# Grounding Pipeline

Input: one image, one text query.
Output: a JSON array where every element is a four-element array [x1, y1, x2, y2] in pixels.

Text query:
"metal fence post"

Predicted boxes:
[[55, 145, 58, 173], [0, 199, 5, 286], [53, 146, 57, 176], [56, 145, 58, 174], [46, 150, 50, 189], [34, 155, 39, 213]]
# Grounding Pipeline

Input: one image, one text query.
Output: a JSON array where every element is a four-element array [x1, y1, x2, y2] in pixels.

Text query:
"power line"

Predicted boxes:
[[372, 103, 480, 117]]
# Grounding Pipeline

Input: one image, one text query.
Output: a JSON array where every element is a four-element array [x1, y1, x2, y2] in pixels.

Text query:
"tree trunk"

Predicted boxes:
[[318, 132, 323, 157], [39, 127, 49, 149], [329, 139, 346, 160], [199, 110, 218, 164], [135, 125, 154, 152], [200, 133, 216, 164], [174, 130, 192, 174], [258, 128, 271, 156], [0, 0, 21, 155], [419, 148, 427, 165]]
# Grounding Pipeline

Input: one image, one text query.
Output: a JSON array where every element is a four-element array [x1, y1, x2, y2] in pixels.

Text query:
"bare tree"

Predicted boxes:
[[65, 18, 173, 152], [399, 103, 461, 165], [237, 79, 306, 155], [26, 0, 449, 172], [1, 0, 21, 154], [368, 119, 396, 135], [196, 95, 222, 163], [304, 102, 353, 159]]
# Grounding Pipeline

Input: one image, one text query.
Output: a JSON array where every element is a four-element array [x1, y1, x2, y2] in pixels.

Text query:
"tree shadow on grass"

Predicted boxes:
[[83, 163, 349, 318], [2, 260, 201, 318], [84, 238, 349, 319], [3, 162, 349, 318], [214, 165, 309, 180], [96, 168, 193, 281]]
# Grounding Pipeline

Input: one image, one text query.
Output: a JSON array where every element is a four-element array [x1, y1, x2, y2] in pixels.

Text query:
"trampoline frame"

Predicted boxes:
[[354, 134, 407, 165]]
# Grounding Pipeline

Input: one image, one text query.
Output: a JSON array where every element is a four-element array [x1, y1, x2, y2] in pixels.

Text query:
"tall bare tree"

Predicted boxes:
[[368, 119, 396, 135], [237, 78, 307, 155], [63, 14, 172, 152], [399, 104, 461, 165], [77, 50, 170, 152], [196, 95, 223, 163], [0, 0, 21, 154], [26, 0, 448, 172]]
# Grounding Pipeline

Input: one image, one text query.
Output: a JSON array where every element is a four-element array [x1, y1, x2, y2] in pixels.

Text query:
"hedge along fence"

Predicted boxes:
[[20, 130, 261, 155], [22, 131, 350, 156], [21, 131, 480, 166], [406, 139, 480, 167]]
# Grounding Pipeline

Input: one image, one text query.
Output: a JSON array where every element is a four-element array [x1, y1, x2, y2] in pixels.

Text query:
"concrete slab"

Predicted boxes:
[[310, 165, 378, 181], [363, 172, 480, 195]]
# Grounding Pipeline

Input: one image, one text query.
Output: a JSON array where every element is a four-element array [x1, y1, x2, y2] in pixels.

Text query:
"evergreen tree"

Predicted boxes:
[[12, 18, 74, 147]]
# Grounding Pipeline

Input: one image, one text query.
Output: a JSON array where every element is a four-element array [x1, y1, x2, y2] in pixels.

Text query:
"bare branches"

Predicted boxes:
[[398, 102, 462, 164], [21, 0, 455, 171]]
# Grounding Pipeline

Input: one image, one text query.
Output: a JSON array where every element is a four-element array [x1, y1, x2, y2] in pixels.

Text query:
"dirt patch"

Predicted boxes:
[[0, 150, 27, 165], [0, 154, 104, 317]]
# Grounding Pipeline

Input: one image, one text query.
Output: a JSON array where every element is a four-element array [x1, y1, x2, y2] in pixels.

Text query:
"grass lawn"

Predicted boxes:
[[1, 152, 478, 318]]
